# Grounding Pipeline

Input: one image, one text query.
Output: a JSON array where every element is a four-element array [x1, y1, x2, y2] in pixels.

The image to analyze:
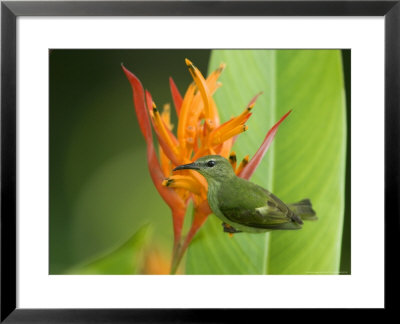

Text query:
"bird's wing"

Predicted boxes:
[[218, 178, 299, 229]]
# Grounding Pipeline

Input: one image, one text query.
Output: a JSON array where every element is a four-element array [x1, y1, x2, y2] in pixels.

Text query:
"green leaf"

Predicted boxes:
[[66, 225, 151, 274], [185, 50, 347, 274]]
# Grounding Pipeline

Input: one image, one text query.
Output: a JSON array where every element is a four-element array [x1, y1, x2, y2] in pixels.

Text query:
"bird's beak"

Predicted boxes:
[[173, 162, 200, 171]]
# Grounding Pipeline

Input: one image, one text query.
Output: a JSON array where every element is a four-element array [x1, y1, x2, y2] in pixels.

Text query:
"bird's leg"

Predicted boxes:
[[222, 222, 242, 234]]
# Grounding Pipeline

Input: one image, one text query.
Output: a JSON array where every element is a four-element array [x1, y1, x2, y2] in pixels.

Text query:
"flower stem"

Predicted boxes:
[[170, 244, 185, 275]]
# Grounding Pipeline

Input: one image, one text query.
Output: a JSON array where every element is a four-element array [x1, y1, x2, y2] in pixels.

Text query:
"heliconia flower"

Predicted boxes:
[[122, 59, 291, 274]]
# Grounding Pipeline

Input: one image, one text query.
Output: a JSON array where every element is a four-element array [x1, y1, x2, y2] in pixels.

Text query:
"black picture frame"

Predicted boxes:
[[1, 0, 398, 321]]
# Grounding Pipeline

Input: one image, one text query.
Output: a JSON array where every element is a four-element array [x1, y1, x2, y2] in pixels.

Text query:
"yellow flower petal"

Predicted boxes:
[[236, 155, 249, 175]]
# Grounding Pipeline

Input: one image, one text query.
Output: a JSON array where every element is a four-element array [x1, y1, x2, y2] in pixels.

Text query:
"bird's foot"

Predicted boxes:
[[222, 222, 242, 235]]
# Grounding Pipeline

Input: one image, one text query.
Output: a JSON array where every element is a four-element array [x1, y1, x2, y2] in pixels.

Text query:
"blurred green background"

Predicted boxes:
[[49, 49, 350, 274]]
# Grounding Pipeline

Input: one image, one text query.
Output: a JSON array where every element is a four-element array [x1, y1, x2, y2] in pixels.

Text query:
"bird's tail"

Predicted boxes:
[[288, 199, 317, 221]]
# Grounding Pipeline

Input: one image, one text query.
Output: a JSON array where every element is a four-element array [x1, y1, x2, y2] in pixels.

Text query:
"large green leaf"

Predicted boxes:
[[185, 50, 346, 274], [66, 225, 151, 274]]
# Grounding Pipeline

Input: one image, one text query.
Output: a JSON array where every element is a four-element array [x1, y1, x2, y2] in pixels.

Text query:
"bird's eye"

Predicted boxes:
[[207, 160, 216, 167]]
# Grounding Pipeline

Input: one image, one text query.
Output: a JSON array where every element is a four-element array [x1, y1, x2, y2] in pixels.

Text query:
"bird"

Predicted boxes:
[[173, 155, 317, 234]]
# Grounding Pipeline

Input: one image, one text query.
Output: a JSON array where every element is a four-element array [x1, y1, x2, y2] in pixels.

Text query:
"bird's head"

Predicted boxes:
[[173, 155, 235, 182]]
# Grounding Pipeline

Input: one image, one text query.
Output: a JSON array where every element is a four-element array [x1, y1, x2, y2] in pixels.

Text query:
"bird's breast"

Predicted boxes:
[[206, 179, 223, 214]]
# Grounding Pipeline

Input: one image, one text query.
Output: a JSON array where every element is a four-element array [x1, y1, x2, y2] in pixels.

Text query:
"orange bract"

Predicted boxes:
[[122, 59, 291, 273]]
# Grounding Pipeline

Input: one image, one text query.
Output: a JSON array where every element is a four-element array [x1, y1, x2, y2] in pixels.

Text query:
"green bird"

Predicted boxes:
[[173, 155, 317, 234]]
